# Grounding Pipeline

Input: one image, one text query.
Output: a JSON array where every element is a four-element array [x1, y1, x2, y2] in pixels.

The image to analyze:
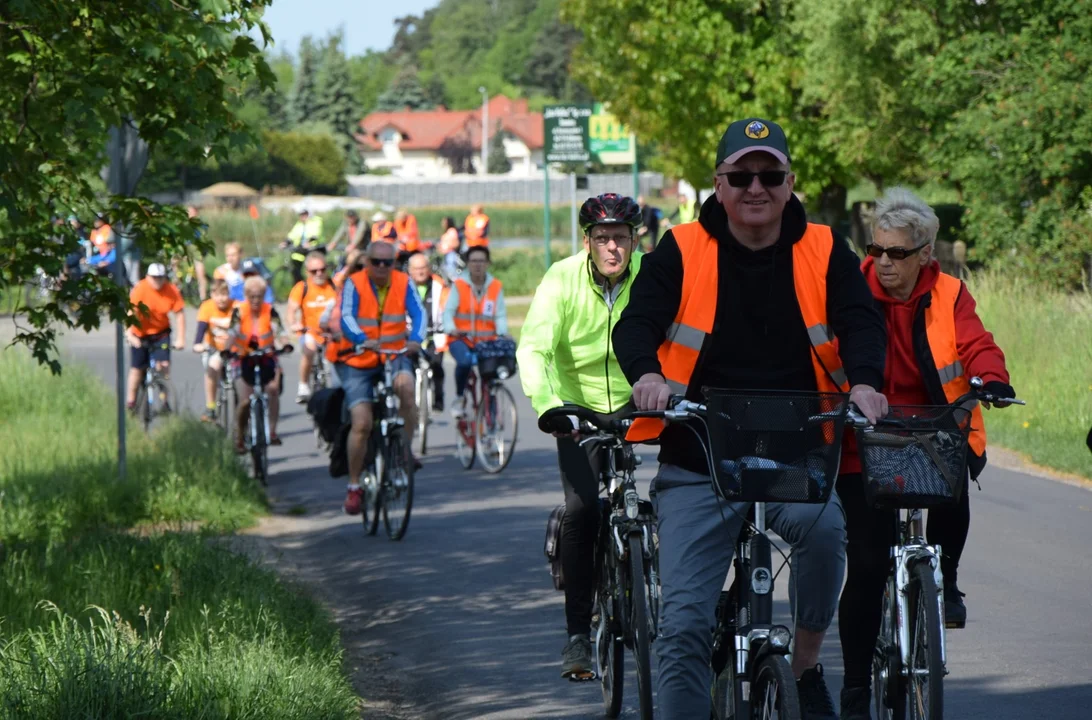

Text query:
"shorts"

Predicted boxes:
[[300, 331, 324, 352], [130, 332, 170, 370], [235, 355, 281, 391], [336, 356, 414, 410]]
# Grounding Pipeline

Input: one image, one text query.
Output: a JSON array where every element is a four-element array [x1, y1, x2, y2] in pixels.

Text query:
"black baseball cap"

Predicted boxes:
[[715, 118, 791, 167]]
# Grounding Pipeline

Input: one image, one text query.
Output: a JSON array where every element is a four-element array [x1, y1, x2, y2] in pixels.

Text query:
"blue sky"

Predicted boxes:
[[262, 0, 439, 56]]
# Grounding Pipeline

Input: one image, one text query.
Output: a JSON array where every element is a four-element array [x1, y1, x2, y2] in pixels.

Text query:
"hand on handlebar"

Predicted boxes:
[[981, 380, 1016, 409], [192, 343, 207, 354], [849, 384, 889, 424], [633, 373, 672, 411]]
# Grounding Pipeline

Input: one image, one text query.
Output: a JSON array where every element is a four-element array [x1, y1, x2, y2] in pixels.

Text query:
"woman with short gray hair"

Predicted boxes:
[[836, 186, 1018, 717]]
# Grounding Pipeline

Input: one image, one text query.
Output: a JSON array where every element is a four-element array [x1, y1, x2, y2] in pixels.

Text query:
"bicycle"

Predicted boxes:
[[207, 349, 238, 441], [641, 390, 853, 720], [340, 344, 415, 541], [305, 333, 334, 450], [453, 338, 519, 474], [540, 405, 660, 720], [133, 337, 176, 432], [413, 347, 435, 456], [848, 377, 1025, 720], [241, 344, 294, 486]]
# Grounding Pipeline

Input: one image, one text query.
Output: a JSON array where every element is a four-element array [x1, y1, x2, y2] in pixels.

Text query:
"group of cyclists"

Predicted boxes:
[[115, 117, 1022, 719]]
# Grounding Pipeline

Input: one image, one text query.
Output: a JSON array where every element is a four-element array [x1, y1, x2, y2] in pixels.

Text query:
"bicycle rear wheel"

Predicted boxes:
[[627, 534, 653, 720], [475, 383, 518, 474], [381, 431, 414, 541], [216, 381, 234, 441], [751, 654, 800, 719], [874, 576, 906, 720], [906, 562, 944, 720], [454, 408, 476, 470]]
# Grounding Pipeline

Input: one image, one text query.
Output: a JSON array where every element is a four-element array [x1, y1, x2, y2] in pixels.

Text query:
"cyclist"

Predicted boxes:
[[186, 205, 210, 301], [516, 193, 644, 679], [615, 118, 889, 720], [442, 245, 508, 418], [192, 279, 236, 422], [370, 212, 397, 243], [287, 250, 338, 404], [229, 275, 290, 453], [463, 204, 489, 249], [437, 216, 462, 278], [283, 208, 325, 284], [394, 209, 422, 263], [126, 263, 186, 412], [213, 243, 245, 297], [837, 187, 1015, 719], [407, 251, 449, 412], [333, 240, 426, 515], [88, 216, 117, 273], [329, 209, 366, 254]]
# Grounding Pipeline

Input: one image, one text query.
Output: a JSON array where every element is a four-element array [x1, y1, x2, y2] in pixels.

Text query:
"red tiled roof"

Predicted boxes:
[[356, 95, 543, 151]]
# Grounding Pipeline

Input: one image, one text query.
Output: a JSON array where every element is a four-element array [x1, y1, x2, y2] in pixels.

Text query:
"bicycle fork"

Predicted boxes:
[[893, 543, 948, 673]]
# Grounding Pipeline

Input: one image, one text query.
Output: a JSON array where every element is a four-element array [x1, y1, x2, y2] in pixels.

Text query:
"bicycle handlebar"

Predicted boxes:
[[845, 375, 1025, 429], [337, 342, 411, 359]]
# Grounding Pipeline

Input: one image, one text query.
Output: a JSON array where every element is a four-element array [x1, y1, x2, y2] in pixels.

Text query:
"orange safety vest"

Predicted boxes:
[[464, 213, 489, 247], [372, 220, 396, 242], [338, 270, 411, 369], [627, 221, 850, 442], [925, 273, 987, 456], [395, 214, 420, 252], [234, 302, 275, 355], [430, 274, 451, 352], [90, 224, 113, 253], [453, 277, 502, 347]]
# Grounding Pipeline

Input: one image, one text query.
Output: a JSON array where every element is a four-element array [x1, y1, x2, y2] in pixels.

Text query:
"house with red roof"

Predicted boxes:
[[355, 95, 544, 177]]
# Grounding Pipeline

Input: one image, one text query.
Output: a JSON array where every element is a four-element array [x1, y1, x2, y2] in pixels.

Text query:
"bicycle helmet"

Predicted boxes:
[[579, 193, 642, 234]]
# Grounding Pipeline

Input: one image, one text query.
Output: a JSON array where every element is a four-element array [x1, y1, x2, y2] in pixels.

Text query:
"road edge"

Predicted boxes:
[[988, 445, 1092, 491]]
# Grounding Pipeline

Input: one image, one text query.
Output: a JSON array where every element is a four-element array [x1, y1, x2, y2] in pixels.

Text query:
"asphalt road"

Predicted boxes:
[[26, 311, 1092, 719]]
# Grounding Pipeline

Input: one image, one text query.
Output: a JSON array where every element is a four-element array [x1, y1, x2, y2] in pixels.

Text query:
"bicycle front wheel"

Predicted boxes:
[[415, 369, 430, 456], [626, 534, 653, 720], [250, 405, 268, 486], [874, 575, 905, 720], [381, 431, 414, 541], [595, 557, 624, 716], [906, 561, 944, 720], [365, 434, 381, 536], [751, 654, 800, 719], [454, 411, 476, 470], [475, 383, 518, 474]]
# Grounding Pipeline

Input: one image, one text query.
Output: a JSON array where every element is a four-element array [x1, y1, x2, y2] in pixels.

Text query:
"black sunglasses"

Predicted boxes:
[[865, 243, 928, 260], [368, 257, 394, 267], [308, 266, 327, 274], [716, 170, 788, 188]]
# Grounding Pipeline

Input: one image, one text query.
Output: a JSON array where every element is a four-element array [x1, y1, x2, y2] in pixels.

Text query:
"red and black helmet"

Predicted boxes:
[[578, 193, 642, 234]]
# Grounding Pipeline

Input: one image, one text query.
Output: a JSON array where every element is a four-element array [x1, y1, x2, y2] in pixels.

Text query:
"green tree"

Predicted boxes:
[[288, 36, 319, 125], [375, 64, 433, 111], [313, 31, 359, 163], [348, 50, 397, 113], [0, 0, 273, 368], [487, 121, 512, 174]]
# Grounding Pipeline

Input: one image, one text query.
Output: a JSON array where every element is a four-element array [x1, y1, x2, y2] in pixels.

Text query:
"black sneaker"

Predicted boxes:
[[944, 584, 967, 629], [840, 686, 872, 720], [797, 664, 838, 720], [560, 635, 594, 680]]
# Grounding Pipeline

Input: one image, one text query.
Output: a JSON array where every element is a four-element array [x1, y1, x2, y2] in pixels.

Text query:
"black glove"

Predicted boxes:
[[983, 381, 1015, 400], [538, 412, 578, 435]]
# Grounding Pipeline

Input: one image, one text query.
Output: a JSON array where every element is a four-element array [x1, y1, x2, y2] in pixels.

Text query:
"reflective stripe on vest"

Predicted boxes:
[[453, 277, 501, 347], [627, 221, 850, 442], [340, 270, 411, 369], [925, 273, 986, 456], [234, 303, 275, 354]]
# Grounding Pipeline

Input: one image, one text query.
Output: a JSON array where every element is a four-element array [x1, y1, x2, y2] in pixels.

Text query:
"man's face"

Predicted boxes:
[[366, 246, 395, 286], [225, 246, 241, 268], [714, 152, 795, 230], [94, 218, 105, 228], [306, 258, 329, 286], [408, 257, 431, 284], [466, 252, 489, 282], [212, 290, 232, 311], [245, 289, 264, 312], [299, 211, 309, 221], [585, 225, 637, 279]]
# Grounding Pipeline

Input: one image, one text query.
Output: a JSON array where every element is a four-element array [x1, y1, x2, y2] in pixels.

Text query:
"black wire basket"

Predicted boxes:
[[475, 337, 518, 381], [857, 404, 972, 509], [703, 389, 850, 503]]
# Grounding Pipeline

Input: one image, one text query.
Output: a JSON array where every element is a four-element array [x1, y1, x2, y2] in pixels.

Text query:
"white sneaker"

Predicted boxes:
[[451, 405, 466, 420], [295, 382, 311, 404]]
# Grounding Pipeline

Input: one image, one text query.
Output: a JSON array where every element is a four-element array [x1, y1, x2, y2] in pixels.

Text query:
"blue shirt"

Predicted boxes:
[[340, 274, 426, 346], [228, 281, 274, 304]]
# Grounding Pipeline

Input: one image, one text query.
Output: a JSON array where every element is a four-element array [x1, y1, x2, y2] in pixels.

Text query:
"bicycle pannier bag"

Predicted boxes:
[[543, 505, 566, 591]]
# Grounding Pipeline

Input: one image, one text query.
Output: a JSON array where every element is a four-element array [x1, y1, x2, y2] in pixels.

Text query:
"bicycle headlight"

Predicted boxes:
[[768, 625, 791, 650], [497, 367, 510, 380]]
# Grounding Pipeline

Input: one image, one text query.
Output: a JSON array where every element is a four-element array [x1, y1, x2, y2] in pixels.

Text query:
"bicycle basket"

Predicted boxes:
[[475, 337, 518, 381], [858, 404, 971, 509], [703, 389, 849, 503]]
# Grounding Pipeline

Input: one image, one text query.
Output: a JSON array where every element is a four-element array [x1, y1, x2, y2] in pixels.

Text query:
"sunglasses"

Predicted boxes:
[[716, 170, 789, 188], [368, 257, 394, 268], [865, 243, 928, 260], [307, 266, 327, 274]]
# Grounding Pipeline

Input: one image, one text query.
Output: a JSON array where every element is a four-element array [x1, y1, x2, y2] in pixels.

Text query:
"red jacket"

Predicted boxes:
[[842, 257, 1009, 475]]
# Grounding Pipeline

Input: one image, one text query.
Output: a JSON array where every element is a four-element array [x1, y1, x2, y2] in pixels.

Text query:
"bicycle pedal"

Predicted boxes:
[[944, 620, 965, 629], [565, 670, 597, 682]]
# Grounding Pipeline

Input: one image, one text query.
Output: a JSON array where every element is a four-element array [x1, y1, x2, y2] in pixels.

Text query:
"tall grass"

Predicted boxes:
[[970, 272, 1092, 478]]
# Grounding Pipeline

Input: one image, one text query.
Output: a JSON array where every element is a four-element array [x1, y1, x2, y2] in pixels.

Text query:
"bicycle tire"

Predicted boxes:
[[751, 653, 800, 719], [134, 383, 151, 432], [153, 378, 173, 417], [415, 368, 430, 456], [251, 402, 268, 486], [381, 431, 414, 541], [595, 565, 624, 717], [271, 267, 295, 303], [627, 533, 654, 720], [455, 410, 476, 470], [365, 436, 382, 536], [216, 381, 232, 438], [475, 383, 518, 474], [906, 562, 944, 720], [874, 576, 906, 720]]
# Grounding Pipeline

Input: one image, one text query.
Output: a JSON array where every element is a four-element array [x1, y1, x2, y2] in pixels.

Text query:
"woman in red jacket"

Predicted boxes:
[[837, 187, 1017, 718]]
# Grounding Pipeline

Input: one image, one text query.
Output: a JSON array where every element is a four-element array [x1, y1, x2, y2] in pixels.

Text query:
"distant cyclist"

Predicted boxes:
[[283, 208, 325, 284], [228, 276, 290, 453], [287, 251, 338, 404], [192, 279, 235, 422], [126, 263, 185, 412], [407, 251, 450, 411], [517, 193, 644, 679]]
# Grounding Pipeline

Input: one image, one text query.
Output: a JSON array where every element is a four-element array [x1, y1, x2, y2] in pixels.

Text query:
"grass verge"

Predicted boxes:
[[0, 350, 359, 718], [970, 272, 1092, 479]]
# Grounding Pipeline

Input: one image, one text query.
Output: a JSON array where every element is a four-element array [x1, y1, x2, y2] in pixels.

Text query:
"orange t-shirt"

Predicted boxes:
[[196, 299, 235, 351], [130, 278, 184, 336], [288, 279, 338, 334]]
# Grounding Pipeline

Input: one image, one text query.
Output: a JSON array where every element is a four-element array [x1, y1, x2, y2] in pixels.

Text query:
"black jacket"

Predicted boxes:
[[613, 194, 887, 475]]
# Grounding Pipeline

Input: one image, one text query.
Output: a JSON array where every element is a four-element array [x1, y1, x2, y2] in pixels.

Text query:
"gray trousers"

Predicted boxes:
[[652, 464, 847, 719]]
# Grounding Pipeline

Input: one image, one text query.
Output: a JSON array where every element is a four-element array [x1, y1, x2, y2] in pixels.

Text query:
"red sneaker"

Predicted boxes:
[[343, 487, 365, 515]]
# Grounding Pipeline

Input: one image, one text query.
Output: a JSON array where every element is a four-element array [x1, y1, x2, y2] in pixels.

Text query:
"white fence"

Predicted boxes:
[[345, 172, 664, 207]]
